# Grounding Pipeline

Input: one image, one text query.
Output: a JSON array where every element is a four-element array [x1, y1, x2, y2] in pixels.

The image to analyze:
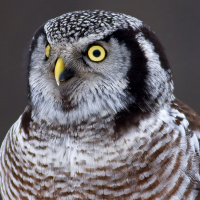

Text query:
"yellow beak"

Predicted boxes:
[[55, 57, 65, 86]]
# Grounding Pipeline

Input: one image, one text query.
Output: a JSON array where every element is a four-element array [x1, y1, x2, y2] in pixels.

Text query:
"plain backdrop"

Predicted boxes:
[[0, 1, 200, 197]]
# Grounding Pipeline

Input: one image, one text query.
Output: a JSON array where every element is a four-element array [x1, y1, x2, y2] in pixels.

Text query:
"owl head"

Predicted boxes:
[[28, 10, 173, 125]]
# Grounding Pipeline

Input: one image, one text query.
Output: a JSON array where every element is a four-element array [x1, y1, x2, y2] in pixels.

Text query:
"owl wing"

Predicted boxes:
[[0, 115, 23, 199], [172, 98, 200, 140], [172, 98, 200, 199]]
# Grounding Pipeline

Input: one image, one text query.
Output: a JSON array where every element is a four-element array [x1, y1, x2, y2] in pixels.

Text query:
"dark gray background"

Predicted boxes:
[[0, 1, 200, 190]]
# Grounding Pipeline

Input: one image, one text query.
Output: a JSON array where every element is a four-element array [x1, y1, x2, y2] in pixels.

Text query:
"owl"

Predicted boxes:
[[0, 10, 200, 200]]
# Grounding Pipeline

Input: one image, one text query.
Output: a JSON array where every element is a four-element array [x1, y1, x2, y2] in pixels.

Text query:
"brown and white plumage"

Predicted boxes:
[[1, 10, 200, 199]]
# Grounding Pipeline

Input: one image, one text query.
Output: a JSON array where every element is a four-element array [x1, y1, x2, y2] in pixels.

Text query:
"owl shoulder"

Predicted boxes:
[[172, 98, 200, 132]]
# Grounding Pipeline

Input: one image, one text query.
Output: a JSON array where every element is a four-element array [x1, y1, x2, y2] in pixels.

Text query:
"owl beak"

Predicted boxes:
[[54, 57, 65, 86]]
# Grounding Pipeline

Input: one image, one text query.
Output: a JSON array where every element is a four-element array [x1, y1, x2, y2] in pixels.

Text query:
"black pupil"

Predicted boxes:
[[93, 49, 101, 57]]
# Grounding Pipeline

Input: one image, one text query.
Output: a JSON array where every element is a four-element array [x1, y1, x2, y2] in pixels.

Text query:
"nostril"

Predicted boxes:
[[59, 68, 75, 82]]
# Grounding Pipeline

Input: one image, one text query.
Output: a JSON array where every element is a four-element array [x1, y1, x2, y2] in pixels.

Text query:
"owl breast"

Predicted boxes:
[[1, 107, 199, 200]]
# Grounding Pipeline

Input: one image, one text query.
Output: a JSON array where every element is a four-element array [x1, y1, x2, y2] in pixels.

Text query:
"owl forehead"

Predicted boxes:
[[44, 10, 142, 44]]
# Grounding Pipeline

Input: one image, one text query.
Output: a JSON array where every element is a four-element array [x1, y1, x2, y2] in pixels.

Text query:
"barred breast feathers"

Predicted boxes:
[[1, 99, 200, 199]]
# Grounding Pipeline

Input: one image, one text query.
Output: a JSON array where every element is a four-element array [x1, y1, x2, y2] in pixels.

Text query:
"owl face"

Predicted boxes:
[[28, 10, 173, 124]]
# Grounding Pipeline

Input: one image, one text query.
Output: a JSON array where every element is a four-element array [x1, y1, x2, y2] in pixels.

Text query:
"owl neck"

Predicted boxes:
[[21, 99, 172, 143], [20, 105, 117, 142]]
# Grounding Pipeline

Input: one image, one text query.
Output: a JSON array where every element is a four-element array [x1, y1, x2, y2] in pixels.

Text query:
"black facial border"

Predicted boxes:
[[109, 26, 171, 135]]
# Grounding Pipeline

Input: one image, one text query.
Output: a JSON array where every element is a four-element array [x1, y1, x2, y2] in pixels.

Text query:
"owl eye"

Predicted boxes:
[[45, 44, 51, 58], [87, 45, 106, 62]]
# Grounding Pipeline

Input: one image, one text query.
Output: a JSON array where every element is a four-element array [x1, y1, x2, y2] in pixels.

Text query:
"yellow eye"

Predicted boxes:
[[45, 44, 51, 58], [88, 45, 106, 62]]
